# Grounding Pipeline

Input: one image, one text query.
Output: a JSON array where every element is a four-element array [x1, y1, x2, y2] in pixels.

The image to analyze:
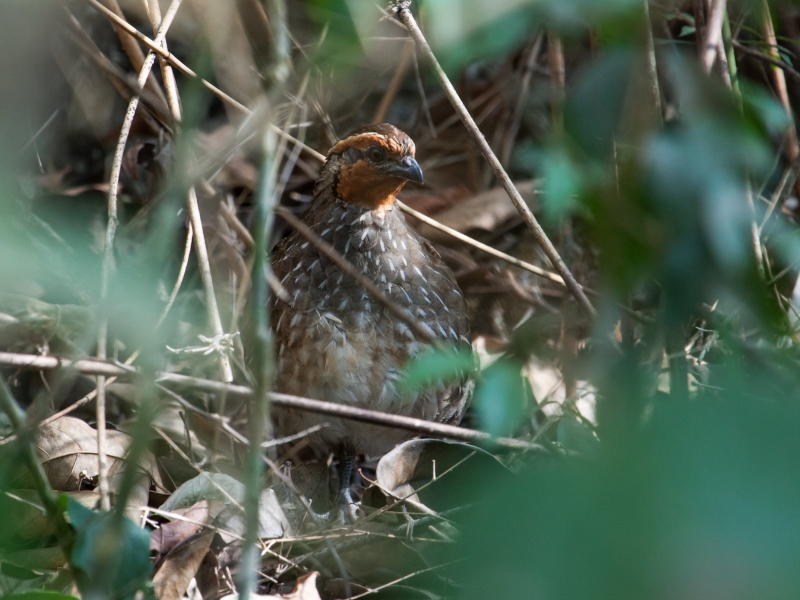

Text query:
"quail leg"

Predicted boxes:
[[335, 449, 359, 523]]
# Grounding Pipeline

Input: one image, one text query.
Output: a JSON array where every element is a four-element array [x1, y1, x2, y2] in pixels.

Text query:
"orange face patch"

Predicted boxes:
[[336, 159, 407, 210]]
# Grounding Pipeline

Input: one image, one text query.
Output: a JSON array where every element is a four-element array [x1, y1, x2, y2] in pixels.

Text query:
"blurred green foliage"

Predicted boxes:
[[400, 347, 476, 393], [66, 499, 152, 600], [457, 366, 800, 599], [423, 0, 643, 73]]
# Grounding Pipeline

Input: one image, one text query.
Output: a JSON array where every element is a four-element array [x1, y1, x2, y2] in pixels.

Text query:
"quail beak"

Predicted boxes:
[[385, 156, 424, 184]]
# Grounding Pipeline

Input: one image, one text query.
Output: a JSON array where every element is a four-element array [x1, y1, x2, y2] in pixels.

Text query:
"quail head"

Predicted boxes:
[[271, 123, 471, 513]]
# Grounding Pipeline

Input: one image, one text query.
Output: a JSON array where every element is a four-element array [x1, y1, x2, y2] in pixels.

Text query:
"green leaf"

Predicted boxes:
[[540, 147, 584, 223], [305, 0, 364, 73], [425, 0, 537, 75], [565, 50, 635, 159], [400, 347, 475, 394], [678, 25, 695, 38], [63, 493, 92, 529], [473, 358, 528, 437], [740, 81, 792, 140], [530, 0, 642, 37], [456, 374, 800, 599], [67, 497, 152, 600]]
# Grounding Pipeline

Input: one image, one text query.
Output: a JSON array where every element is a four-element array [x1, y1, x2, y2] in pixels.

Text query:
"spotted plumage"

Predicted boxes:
[[271, 123, 471, 459]]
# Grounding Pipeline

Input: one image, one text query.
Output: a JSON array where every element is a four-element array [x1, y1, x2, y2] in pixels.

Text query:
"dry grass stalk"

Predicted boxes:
[[392, 1, 595, 317]]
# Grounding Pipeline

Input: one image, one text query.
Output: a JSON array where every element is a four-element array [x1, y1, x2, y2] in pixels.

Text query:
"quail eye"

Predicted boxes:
[[367, 147, 386, 163]]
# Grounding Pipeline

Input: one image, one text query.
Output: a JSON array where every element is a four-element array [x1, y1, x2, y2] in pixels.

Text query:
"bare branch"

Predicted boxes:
[[0, 351, 539, 451]]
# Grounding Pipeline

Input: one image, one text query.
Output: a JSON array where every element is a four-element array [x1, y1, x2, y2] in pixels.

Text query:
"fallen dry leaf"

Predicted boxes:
[[26, 416, 162, 521], [151, 500, 212, 556], [376, 439, 510, 513], [35, 416, 128, 491], [160, 472, 291, 540], [153, 530, 215, 600]]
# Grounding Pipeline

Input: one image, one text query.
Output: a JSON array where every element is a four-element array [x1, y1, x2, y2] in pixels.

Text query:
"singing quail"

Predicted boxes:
[[271, 123, 471, 514]]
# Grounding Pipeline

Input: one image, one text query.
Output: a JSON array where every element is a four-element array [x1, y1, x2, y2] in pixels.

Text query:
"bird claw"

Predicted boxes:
[[324, 503, 359, 526], [333, 488, 360, 525], [339, 502, 360, 524]]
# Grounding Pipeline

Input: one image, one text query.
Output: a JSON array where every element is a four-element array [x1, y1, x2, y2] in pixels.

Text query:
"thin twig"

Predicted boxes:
[[694, 0, 707, 56], [0, 351, 540, 451], [412, 46, 437, 138], [261, 424, 327, 448], [85, 0, 321, 162], [547, 31, 565, 127], [85, 0, 247, 111], [187, 187, 234, 382], [718, 8, 765, 279], [81, 0, 346, 181], [158, 225, 194, 329], [732, 40, 800, 82], [63, 13, 170, 132], [101, 0, 169, 112], [238, 3, 291, 595], [348, 561, 458, 599], [240, 111, 280, 600], [103, 0, 182, 266], [702, 0, 727, 72], [759, 155, 800, 232], [392, 1, 595, 317], [20, 109, 60, 154], [144, 0, 182, 119], [759, 0, 800, 199], [220, 201, 254, 250], [642, 0, 663, 123], [95, 375, 110, 510], [397, 201, 566, 286]]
